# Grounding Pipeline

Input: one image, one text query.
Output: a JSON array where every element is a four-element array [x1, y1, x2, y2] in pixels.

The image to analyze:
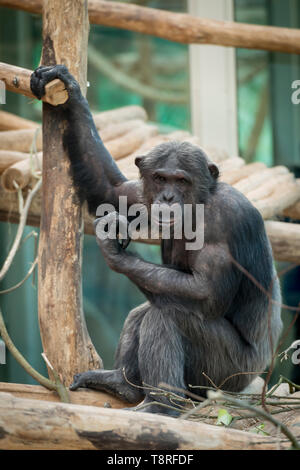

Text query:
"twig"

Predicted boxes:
[[0, 256, 38, 295], [88, 44, 188, 105], [0, 178, 42, 282], [0, 306, 56, 391], [207, 390, 300, 450], [41, 353, 70, 403]]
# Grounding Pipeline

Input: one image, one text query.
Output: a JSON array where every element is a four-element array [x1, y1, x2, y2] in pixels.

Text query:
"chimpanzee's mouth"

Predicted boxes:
[[152, 217, 175, 227]]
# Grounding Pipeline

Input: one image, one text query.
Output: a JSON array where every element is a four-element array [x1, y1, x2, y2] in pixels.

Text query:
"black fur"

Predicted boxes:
[[31, 66, 282, 417]]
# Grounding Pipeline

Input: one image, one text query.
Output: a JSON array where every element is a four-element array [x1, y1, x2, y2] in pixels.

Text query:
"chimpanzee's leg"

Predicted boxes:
[[69, 303, 149, 403], [183, 315, 268, 396], [135, 306, 186, 416]]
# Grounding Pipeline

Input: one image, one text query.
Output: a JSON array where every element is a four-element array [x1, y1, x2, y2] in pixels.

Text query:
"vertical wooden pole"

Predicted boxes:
[[38, 0, 102, 385]]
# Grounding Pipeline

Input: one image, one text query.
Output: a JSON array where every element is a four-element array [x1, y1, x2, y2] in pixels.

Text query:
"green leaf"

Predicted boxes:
[[216, 408, 233, 426]]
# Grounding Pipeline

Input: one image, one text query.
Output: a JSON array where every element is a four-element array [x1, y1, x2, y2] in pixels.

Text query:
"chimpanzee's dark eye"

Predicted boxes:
[[178, 178, 187, 185], [154, 174, 166, 183]]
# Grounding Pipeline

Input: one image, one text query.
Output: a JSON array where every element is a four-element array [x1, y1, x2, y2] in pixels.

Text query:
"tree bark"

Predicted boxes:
[[38, 0, 102, 386], [0, 392, 280, 450], [2, 0, 300, 54]]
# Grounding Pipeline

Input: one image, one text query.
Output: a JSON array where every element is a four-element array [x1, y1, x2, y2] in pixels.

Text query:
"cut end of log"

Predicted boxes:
[[44, 79, 69, 106], [1, 166, 29, 192]]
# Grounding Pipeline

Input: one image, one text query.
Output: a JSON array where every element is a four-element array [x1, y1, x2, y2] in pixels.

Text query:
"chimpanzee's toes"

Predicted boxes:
[[69, 372, 87, 391]]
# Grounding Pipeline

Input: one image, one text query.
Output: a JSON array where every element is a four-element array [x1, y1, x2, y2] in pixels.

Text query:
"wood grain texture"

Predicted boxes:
[[0, 391, 279, 450], [38, 0, 102, 386]]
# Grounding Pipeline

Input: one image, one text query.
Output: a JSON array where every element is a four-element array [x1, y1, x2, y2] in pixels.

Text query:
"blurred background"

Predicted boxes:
[[0, 0, 299, 385]]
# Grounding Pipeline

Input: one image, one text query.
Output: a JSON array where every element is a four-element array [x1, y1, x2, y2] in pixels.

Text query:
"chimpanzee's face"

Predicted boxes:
[[135, 141, 219, 227]]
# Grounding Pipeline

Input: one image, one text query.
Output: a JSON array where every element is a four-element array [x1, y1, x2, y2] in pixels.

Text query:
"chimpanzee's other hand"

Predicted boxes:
[[94, 212, 130, 271], [30, 64, 82, 104]]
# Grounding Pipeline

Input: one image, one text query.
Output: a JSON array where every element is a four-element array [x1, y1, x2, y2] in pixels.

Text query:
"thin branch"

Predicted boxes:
[[88, 44, 188, 105], [0, 305, 56, 391], [0, 178, 42, 282], [0, 256, 38, 295]]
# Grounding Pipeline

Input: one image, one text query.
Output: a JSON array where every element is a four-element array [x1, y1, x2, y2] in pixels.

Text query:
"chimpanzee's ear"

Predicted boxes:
[[208, 163, 219, 179], [135, 156, 143, 168]]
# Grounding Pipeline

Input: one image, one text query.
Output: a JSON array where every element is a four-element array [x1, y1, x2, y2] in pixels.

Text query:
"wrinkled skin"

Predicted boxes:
[[31, 65, 282, 417]]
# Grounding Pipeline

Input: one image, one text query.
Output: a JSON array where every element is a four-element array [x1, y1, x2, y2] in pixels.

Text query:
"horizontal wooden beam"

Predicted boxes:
[[0, 381, 135, 409], [265, 220, 300, 264], [0, 391, 279, 450], [1, 0, 300, 54], [0, 185, 299, 262], [0, 110, 39, 131], [0, 62, 68, 106]]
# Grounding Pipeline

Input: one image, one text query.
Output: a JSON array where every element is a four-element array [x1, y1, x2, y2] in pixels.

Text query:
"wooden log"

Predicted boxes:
[[93, 105, 147, 130], [127, 134, 176, 159], [0, 382, 135, 409], [203, 146, 230, 163], [100, 119, 145, 142], [265, 221, 300, 263], [1, 151, 42, 191], [2, 0, 300, 54], [106, 124, 158, 160], [0, 62, 68, 106], [0, 150, 30, 173], [0, 392, 279, 450], [246, 173, 294, 202], [38, 0, 102, 386], [0, 183, 299, 263], [117, 155, 140, 180], [220, 162, 266, 185], [0, 110, 39, 131], [218, 157, 245, 174], [0, 128, 42, 153], [282, 180, 300, 220], [233, 166, 289, 194], [283, 200, 300, 220], [253, 182, 300, 220]]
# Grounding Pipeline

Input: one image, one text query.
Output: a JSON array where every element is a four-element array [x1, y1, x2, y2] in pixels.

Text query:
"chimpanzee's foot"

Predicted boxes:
[[30, 64, 81, 102], [124, 397, 181, 417], [69, 368, 143, 404]]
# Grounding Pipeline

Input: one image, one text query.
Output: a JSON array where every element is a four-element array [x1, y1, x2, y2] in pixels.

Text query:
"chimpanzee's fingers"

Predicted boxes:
[[120, 236, 131, 250], [30, 72, 45, 100]]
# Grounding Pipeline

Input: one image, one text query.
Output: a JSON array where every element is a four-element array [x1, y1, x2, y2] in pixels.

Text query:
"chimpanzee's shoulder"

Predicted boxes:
[[213, 182, 264, 227]]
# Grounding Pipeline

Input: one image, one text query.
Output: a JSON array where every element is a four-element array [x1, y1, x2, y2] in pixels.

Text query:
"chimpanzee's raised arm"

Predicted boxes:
[[30, 65, 141, 214]]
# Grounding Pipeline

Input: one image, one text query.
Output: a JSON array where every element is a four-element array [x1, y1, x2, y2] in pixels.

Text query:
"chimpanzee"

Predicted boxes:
[[31, 65, 282, 416]]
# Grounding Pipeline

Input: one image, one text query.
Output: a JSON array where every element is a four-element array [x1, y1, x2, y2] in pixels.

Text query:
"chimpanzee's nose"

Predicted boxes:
[[162, 192, 174, 203]]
